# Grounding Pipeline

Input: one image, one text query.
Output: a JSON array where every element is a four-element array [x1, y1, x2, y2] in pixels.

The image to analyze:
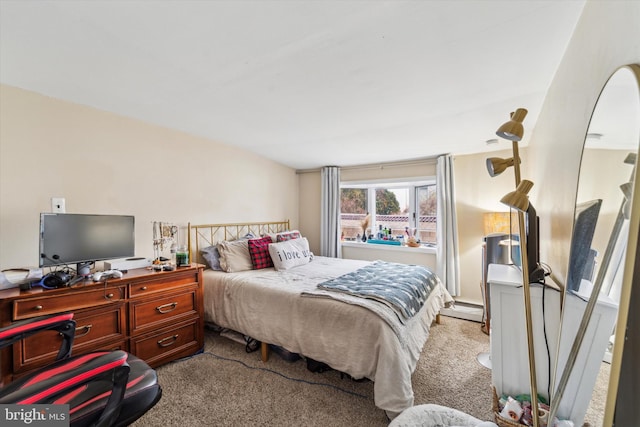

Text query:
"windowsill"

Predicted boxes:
[[341, 241, 437, 255]]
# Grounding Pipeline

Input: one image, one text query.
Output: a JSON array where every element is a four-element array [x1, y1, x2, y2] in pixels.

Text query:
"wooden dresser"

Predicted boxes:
[[0, 264, 204, 385]]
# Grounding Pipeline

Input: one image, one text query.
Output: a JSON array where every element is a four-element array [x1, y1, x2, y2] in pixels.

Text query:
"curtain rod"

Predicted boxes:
[[295, 155, 442, 174]]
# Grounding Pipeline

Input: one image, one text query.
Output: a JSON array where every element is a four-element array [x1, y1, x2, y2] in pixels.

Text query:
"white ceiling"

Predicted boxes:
[[0, 1, 586, 170]]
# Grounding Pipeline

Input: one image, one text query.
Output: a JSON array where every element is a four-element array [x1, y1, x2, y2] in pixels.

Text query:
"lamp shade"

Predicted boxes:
[[496, 108, 528, 141], [501, 179, 534, 212], [483, 211, 517, 235], [486, 156, 520, 177]]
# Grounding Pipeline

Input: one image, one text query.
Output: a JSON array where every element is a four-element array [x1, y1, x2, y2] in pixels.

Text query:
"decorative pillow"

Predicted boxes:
[[217, 239, 253, 272], [268, 237, 313, 271], [200, 245, 223, 271], [276, 230, 301, 242], [248, 236, 273, 269]]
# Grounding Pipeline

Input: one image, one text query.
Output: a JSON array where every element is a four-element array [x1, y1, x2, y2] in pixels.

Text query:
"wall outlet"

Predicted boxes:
[[51, 197, 66, 213]]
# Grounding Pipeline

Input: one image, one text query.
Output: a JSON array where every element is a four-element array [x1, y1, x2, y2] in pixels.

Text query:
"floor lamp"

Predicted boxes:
[[487, 108, 540, 427]]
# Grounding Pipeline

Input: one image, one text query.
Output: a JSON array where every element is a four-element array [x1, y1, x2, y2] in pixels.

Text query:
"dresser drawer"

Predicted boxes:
[[130, 319, 200, 367], [13, 286, 126, 320], [129, 286, 198, 334], [129, 270, 199, 297], [13, 303, 127, 374]]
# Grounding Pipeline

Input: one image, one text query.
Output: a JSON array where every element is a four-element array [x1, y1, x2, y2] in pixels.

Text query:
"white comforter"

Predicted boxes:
[[202, 256, 453, 415]]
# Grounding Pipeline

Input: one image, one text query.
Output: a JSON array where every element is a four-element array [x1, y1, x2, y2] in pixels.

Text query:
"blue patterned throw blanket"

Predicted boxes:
[[316, 261, 438, 323], [303, 261, 440, 332]]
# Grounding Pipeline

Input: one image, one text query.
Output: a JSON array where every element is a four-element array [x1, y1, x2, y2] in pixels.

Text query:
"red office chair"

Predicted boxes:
[[0, 313, 162, 426]]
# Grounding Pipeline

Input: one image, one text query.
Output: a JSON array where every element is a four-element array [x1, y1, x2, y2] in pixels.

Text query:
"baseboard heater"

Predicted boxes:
[[440, 301, 483, 323]]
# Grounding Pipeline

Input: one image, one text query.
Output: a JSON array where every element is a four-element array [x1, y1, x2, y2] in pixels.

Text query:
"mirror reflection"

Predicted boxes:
[[571, 67, 640, 305], [554, 66, 640, 425]]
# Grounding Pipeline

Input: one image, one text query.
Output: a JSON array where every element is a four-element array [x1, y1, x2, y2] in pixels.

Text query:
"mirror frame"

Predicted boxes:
[[605, 65, 640, 426], [553, 64, 640, 425]]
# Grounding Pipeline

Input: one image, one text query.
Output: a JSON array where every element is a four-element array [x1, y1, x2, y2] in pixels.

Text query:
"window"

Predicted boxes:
[[340, 179, 437, 246]]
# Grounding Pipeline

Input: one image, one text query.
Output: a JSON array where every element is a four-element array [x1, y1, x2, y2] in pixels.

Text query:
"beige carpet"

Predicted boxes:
[[131, 317, 607, 426]]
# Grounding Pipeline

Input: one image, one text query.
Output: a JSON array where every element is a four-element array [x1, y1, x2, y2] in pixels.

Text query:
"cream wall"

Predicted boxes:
[[297, 171, 321, 255], [529, 1, 640, 287], [0, 85, 298, 270], [453, 148, 529, 304]]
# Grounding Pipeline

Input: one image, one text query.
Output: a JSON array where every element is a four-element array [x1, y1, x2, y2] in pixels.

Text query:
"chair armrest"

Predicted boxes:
[[0, 313, 76, 360]]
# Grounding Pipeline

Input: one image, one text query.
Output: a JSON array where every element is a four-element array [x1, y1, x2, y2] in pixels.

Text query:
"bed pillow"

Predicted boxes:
[[264, 230, 302, 242], [276, 230, 301, 242], [218, 239, 253, 272], [200, 245, 223, 271], [248, 236, 273, 269], [268, 237, 313, 271]]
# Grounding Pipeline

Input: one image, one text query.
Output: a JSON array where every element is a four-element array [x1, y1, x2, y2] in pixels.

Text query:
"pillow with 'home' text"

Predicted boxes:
[[268, 237, 313, 271]]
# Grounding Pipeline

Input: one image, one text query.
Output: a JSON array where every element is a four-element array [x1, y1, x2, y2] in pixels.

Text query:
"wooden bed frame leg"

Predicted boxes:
[[436, 313, 441, 324], [261, 342, 270, 363]]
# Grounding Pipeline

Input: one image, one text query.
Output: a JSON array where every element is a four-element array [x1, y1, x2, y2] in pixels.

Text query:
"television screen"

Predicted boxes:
[[510, 203, 544, 282], [567, 199, 602, 294], [40, 213, 135, 275]]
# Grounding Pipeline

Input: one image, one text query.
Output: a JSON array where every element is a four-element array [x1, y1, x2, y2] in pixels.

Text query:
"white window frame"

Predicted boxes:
[[340, 177, 436, 248]]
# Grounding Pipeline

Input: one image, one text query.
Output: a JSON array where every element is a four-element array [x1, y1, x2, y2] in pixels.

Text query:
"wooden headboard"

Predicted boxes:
[[187, 220, 291, 264]]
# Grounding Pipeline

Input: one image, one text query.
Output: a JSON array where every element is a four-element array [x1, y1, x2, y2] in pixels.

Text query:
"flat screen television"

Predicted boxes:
[[566, 199, 602, 295], [511, 203, 545, 283], [39, 213, 135, 276]]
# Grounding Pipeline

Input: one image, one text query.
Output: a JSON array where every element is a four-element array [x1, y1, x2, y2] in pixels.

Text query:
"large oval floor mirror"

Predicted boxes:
[[551, 65, 640, 426]]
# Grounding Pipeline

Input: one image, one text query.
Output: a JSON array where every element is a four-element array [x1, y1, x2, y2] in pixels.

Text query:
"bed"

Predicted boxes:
[[188, 220, 453, 417]]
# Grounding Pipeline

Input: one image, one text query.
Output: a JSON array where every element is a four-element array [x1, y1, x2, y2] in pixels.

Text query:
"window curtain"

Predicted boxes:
[[436, 154, 460, 296], [320, 166, 341, 258]]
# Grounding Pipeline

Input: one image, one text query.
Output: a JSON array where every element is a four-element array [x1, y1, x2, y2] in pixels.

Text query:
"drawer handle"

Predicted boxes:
[[156, 302, 178, 314], [157, 334, 179, 348], [74, 324, 93, 338], [103, 288, 124, 301], [34, 305, 43, 311], [141, 286, 148, 290]]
